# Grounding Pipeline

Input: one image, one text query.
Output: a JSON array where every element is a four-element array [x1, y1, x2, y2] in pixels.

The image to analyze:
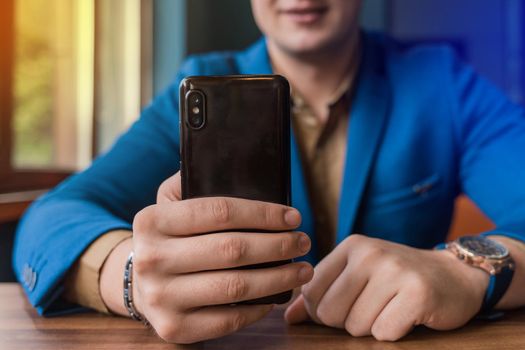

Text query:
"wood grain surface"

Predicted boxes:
[[1, 283, 525, 350]]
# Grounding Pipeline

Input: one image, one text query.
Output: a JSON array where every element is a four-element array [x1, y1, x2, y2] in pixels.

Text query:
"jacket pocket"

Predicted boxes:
[[366, 174, 442, 210]]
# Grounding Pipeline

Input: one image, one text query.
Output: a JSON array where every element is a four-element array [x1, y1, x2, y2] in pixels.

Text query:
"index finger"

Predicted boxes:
[[150, 196, 302, 235], [157, 172, 182, 204]]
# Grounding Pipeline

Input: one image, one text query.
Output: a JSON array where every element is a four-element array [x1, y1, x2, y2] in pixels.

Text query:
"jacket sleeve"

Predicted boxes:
[[12, 61, 197, 316], [448, 49, 525, 242]]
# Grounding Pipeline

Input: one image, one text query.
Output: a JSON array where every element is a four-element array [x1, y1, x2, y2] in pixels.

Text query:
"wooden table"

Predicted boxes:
[[2, 283, 525, 349]]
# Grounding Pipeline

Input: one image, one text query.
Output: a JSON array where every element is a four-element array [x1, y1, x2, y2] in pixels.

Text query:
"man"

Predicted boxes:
[[13, 0, 525, 344]]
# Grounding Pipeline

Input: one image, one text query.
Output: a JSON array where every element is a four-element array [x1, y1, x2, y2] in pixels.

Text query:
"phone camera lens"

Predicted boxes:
[[186, 90, 205, 129], [192, 114, 203, 125]]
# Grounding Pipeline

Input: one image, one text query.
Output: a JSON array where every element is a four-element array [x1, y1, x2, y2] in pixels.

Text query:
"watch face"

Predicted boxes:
[[457, 236, 508, 259]]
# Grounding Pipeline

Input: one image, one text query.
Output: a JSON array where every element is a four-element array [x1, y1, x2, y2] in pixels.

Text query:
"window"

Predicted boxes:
[[0, 0, 152, 195], [14, 0, 95, 171]]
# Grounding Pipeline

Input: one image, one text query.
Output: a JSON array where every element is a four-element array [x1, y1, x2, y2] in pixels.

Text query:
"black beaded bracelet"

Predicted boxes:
[[123, 252, 148, 323]]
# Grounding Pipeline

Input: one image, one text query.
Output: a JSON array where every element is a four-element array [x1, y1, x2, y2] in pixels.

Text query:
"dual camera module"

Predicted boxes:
[[186, 90, 206, 129]]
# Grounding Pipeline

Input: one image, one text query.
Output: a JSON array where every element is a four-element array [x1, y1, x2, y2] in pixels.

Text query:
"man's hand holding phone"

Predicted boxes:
[[131, 172, 313, 344]]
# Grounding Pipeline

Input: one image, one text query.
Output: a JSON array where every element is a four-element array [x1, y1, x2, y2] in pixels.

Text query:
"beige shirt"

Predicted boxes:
[[64, 78, 354, 313], [291, 80, 352, 259]]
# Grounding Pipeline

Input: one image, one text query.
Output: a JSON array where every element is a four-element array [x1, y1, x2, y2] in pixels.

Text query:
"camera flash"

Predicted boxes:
[[192, 106, 200, 114]]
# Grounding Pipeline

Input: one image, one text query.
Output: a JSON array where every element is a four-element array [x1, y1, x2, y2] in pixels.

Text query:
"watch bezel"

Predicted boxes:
[[456, 236, 509, 260]]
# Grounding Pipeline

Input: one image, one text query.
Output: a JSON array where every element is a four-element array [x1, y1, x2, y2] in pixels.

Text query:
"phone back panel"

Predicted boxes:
[[179, 75, 292, 305], [180, 75, 291, 206]]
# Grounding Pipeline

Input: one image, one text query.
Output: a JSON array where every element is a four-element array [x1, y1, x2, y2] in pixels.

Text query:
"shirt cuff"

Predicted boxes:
[[63, 230, 133, 313], [481, 230, 525, 244]]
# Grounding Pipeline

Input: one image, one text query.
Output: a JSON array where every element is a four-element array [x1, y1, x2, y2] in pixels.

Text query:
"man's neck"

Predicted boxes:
[[268, 31, 361, 122]]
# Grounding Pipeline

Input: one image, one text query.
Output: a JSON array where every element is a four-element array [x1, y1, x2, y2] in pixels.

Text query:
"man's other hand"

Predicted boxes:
[[284, 234, 489, 341]]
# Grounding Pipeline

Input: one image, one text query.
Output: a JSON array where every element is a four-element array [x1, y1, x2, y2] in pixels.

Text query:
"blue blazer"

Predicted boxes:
[[13, 32, 525, 315]]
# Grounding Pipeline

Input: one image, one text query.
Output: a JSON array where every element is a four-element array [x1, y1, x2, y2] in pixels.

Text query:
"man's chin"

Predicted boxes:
[[276, 37, 341, 58]]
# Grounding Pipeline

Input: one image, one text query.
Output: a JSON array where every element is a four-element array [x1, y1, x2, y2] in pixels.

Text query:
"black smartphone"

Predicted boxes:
[[179, 75, 292, 304]]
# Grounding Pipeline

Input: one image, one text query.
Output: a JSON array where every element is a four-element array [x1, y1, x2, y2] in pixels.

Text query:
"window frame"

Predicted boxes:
[[0, 0, 15, 188], [0, 0, 72, 194], [0, 0, 153, 215]]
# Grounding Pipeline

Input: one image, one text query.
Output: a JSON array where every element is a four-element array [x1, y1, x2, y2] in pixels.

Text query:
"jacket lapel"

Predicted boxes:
[[236, 39, 318, 263], [235, 34, 391, 258], [336, 33, 391, 244]]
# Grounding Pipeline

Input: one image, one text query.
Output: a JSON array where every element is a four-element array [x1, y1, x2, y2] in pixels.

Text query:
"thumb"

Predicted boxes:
[[284, 294, 311, 324], [157, 171, 182, 204]]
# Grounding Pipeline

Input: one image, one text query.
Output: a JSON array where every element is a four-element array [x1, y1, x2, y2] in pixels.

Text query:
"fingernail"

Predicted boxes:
[[298, 234, 310, 253], [298, 265, 312, 282], [285, 209, 301, 227]]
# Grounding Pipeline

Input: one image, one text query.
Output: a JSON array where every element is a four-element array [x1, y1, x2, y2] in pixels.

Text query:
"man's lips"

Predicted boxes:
[[279, 6, 329, 25]]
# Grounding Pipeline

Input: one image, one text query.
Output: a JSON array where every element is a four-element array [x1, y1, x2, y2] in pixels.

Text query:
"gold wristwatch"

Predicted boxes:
[[446, 236, 515, 275], [442, 236, 515, 311]]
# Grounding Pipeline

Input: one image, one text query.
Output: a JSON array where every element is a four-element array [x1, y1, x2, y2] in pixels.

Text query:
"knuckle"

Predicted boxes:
[[371, 330, 388, 341], [262, 204, 278, 226], [370, 322, 384, 341], [211, 198, 233, 224], [408, 273, 434, 304], [154, 320, 182, 343], [370, 315, 405, 342], [180, 201, 197, 224], [345, 233, 365, 246], [361, 245, 386, 264], [301, 283, 316, 304], [221, 236, 247, 265], [348, 233, 364, 242], [213, 311, 247, 336], [229, 311, 248, 333], [383, 255, 405, 274], [344, 318, 368, 337], [410, 273, 428, 293], [316, 303, 338, 327], [156, 180, 168, 199], [225, 273, 248, 300], [279, 235, 294, 258], [344, 319, 357, 336], [133, 247, 160, 274], [371, 325, 402, 342], [143, 285, 164, 309], [133, 206, 155, 234]]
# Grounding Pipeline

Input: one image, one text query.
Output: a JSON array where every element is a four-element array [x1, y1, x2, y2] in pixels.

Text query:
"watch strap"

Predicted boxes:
[[481, 263, 514, 312], [433, 242, 514, 313]]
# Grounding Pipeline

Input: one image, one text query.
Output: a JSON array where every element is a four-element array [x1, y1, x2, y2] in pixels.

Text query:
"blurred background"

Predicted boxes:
[[1, 0, 522, 280]]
